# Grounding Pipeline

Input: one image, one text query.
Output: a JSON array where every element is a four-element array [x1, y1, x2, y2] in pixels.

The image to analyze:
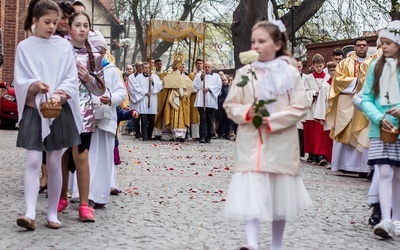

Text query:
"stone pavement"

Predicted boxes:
[[0, 128, 399, 249]]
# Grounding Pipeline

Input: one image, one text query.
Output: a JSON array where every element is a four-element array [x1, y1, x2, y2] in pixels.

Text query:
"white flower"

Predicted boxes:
[[119, 38, 132, 46], [239, 50, 259, 64]]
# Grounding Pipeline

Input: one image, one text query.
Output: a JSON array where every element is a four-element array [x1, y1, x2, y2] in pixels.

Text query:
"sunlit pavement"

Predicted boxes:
[[0, 129, 399, 249]]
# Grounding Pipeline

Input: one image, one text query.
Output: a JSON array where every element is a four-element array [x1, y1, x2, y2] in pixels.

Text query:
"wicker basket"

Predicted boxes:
[[380, 114, 399, 144], [40, 94, 62, 119]]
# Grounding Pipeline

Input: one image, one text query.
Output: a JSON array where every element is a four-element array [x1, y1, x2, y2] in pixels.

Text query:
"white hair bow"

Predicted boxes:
[[270, 20, 286, 33]]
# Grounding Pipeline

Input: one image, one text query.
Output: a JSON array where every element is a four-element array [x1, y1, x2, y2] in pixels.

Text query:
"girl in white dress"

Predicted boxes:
[[223, 20, 312, 250]]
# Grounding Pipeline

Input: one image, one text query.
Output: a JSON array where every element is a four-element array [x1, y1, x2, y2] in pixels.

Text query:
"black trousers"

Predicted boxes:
[[133, 116, 141, 137], [197, 107, 216, 140], [140, 114, 155, 140], [298, 129, 305, 157]]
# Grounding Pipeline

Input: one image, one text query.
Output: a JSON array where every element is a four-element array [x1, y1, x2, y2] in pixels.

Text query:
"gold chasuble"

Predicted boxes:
[[155, 70, 192, 130], [188, 72, 200, 124], [154, 71, 169, 130], [349, 48, 382, 151], [326, 53, 370, 147]]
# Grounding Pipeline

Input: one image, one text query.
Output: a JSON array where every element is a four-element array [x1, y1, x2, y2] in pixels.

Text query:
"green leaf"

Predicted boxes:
[[260, 109, 270, 117], [252, 115, 263, 128], [264, 99, 277, 104], [257, 100, 266, 106], [236, 75, 249, 87]]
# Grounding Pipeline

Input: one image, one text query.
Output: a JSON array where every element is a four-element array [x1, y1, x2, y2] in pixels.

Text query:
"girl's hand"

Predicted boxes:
[[386, 107, 400, 118], [100, 95, 111, 105], [77, 64, 91, 83], [36, 81, 49, 94], [131, 110, 139, 118], [381, 118, 394, 131]]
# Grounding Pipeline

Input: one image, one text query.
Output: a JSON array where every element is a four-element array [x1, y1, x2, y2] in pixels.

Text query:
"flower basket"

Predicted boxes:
[[40, 94, 62, 119], [380, 114, 399, 144]]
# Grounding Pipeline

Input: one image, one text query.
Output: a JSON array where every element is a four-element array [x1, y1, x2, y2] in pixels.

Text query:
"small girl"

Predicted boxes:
[[223, 20, 312, 250], [360, 20, 400, 238], [15, 0, 82, 230]]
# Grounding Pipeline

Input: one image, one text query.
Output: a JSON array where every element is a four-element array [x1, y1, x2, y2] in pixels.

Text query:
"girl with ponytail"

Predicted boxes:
[[15, 0, 82, 230]]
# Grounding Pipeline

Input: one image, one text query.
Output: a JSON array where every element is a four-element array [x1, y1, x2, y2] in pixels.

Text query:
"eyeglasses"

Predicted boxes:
[[355, 44, 368, 47]]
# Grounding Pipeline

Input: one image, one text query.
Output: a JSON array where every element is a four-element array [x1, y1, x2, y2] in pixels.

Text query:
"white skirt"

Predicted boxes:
[[224, 171, 312, 222]]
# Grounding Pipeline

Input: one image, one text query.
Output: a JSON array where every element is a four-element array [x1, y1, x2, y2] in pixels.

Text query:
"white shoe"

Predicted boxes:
[[393, 220, 400, 237], [326, 164, 331, 169], [374, 220, 394, 238]]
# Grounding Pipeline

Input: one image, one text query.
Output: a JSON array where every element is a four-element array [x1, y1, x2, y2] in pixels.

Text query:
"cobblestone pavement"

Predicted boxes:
[[0, 128, 400, 249]]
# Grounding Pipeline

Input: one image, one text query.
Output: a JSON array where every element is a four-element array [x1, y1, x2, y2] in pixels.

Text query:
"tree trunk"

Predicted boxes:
[[231, 0, 327, 69], [231, 0, 267, 69], [390, 0, 400, 20]]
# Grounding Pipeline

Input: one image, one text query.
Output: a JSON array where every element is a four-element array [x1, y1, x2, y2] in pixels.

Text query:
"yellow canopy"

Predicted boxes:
[[146, 19, 206, 44]]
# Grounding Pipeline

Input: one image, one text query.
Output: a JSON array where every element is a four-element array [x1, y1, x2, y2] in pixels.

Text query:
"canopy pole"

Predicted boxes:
[[148, 16, 154, 108], [191, 37, 197, 72], [202, 19, 206, 111]]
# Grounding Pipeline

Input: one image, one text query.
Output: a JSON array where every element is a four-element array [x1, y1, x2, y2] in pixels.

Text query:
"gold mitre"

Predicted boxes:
[[172, 51, 184, 67]]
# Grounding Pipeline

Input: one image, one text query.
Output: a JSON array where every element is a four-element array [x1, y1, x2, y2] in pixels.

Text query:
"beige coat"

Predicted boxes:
[[223, 59, 309, 176]]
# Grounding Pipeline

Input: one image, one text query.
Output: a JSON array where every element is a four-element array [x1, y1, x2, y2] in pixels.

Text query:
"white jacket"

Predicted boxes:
[[92, 64, 126, 135]]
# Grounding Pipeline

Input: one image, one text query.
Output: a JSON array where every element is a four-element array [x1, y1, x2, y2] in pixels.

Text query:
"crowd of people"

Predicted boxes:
[[14, 0, 235, 231], [11, 0, 400, 249]]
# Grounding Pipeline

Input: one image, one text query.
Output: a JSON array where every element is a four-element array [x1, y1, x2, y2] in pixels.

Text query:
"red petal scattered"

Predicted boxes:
[[190, 162, 196, 165], [194, 172, 198, 175], [218, 190, 224, 193], [168, 167, 174, 170], [212, 200, 219, 203], [208, 173, 213, 176], [224, 167, 230, 170], [206, 190, 210, 193], [221, 198, 226, 202]]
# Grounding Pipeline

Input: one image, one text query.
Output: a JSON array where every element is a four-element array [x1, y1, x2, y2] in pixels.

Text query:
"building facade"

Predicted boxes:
[[0, 0, 123, 81]]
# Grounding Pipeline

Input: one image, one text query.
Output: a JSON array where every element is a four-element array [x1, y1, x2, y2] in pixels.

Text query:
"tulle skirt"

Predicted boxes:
[[224, 171, 312, 222]]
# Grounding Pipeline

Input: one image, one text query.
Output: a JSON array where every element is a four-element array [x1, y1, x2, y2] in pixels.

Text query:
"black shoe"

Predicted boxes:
[[177, 138, 185, 142], [358, 173, 369, 178], [135, 135, 142, 139], [306, 153, 314, 163], [205, 139, 211, 143], [367, 170, 374, 181], [142, 138, 149, 141], [368, 203, 382, 226], [199, 139, 206, 143], [318, 157, 328, 166], [39, 185, 47, 194], [152, 136, 161, 140]]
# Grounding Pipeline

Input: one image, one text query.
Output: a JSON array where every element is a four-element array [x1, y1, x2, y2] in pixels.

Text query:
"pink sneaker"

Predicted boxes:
[[57, 197, 69, 213], [79, 203, 95, 222]]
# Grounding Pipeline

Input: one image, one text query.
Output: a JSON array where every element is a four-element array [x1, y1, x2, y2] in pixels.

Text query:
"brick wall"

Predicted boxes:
[[0, 0, 28, 83], [0, 0, 5, 81], [304, 36, 378, 73]]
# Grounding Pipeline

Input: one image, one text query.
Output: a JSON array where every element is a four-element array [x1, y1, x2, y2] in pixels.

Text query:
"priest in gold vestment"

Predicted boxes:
[[153, 59, 169, 139], [326, 38, 371, 174], [155, 53, 193, 142], [187, 59, 203, 140]]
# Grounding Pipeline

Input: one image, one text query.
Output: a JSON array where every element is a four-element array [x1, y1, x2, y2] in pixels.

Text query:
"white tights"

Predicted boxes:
[[244, 219, 286, 250], [378, 164, 400, 222], [24, 150, 63, 223]]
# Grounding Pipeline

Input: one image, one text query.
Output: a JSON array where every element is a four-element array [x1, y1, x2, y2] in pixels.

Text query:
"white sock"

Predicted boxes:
[[244, 218, 260, 250], [368, 165, 379, 205], [392, 167, 400, 221], [24, 150, 42, 220], [378, 164, 393, 222], [46, 150, 63, 223], [271, 220, 286, 250]]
